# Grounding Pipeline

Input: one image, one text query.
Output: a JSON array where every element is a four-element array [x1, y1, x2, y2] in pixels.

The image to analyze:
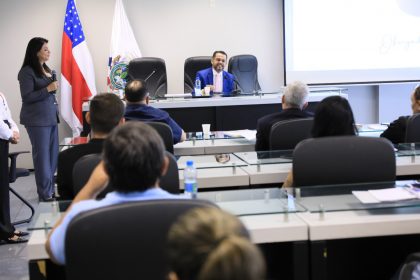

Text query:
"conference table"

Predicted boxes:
[[60, 128, 420, 190], [61, 123, 386, 157], [27, 181, 420, 280], [177, 144, 420, 189]]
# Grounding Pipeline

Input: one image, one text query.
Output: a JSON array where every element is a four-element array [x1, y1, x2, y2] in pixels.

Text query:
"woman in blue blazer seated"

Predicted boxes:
[[195, 50, 235, 95], [18, 37, 59, 202]]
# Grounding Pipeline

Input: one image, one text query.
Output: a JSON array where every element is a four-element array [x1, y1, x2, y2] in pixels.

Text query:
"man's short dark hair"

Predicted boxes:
[[89, 93, 124, 134], [103, 122, 166, 192], [124, 79, 148, 102], [212, 50, 228, 59]]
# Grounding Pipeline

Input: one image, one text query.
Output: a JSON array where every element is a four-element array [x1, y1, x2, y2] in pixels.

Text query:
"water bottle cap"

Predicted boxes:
[[186, 160, 194, 166]]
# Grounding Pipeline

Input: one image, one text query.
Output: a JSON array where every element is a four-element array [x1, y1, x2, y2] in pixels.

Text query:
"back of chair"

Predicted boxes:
[[405, 113, 420, 143], [128, 57, 167, 98], [72, 153, 102, 196], [398, 252, 420, 280], [72, 151, 178, 197], [184, 56, 212, 92], [228, 54, 261, 93], [147, 122, 174, 153], [269, 118, 313, 150], [65, 199, 217, 280], [293, 136, 396, 187], [160, 152, 179, 194]]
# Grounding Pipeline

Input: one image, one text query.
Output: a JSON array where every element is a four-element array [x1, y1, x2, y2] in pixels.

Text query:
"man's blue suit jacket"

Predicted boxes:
[[196, 67, 235, 94]]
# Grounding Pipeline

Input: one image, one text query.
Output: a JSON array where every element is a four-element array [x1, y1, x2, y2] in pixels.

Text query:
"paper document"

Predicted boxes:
[[367, 124, 387, 130], [368, 188, 416, 202], [224, 130, 256, 141], [353, 187, 418, 203], [352, 191, 381, 204]]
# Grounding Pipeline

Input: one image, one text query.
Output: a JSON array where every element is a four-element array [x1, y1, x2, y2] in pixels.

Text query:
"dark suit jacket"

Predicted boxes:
[[255, 108, 314, 151], [57, 139, 104, 200], [124, 104, 183, 144], [196, 67, 235, 93], [380, 116, 409, 144], [18, 66, 59, 126]]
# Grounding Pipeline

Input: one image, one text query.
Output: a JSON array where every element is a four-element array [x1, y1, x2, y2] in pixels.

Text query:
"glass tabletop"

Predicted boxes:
[[234, 150, 293, 165], [177, 154, 247, 169], [59, 137, 89, 147], [396, 143, 420, 156], [186, 131, 244, 141], [291, 181, 420, 213], [198, 188, 305, 216], [28, 201, 72, 230]]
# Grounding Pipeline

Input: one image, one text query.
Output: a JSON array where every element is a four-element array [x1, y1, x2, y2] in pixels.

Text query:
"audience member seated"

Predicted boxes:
[[167, 207, 266, 280], [195, 51, 235, 94], [57, 94, 124, 200], [282, 95, 357, 187], [46, 122, 182, 265], [124, 79, 186, 144], [381, 86, 420, 144], [255, 81, 313, 151]]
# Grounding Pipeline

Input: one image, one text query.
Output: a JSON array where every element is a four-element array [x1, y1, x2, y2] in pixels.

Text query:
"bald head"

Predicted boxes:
[[124, 79, 149, 103]]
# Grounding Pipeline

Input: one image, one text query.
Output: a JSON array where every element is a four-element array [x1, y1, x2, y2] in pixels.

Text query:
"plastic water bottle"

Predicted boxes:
[[184, 160, 197, 199], [194, 78, 202, 96]]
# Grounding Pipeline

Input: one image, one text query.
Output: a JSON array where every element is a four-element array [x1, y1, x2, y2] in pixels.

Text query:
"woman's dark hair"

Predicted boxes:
[[311, 96, 357, 138], [21, 37, 51, 77]]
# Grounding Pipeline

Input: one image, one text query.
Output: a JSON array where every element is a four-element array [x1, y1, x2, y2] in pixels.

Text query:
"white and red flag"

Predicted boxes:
[[61, 0, 97, 136]]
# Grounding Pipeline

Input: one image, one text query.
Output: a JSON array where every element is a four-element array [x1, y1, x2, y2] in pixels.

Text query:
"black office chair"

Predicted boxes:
[[184, 56, 212, 92], [65, 199, 217, 280], [72, 153, 102, 197], [147, 122, 174, 153], [269, 118, 313, 150], [72, 151, 179, 197], [293, 136, 396, 190], [228, 54, 261, 93], [405, 113, 420, 143], [396, 252, 420, 280], [128, 57, 167, 98], [160, 152, 180, 194], [8, 151, 34, 225]]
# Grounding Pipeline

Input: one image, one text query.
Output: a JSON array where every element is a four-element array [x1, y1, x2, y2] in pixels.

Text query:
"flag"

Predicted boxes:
[[107, 0, 141, 94], [61, 0, 97, 136]]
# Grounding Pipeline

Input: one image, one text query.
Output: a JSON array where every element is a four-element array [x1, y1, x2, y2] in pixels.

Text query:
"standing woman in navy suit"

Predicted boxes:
[[18, 37, 59, 201]]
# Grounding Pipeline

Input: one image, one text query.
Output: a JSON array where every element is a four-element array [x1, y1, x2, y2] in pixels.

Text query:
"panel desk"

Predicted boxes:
[[150, 91, 346, 132]]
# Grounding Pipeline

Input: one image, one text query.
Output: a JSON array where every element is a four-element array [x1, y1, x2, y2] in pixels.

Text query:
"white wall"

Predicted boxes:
[[0, 0, 414, 167], [0, 0, 283, 167]]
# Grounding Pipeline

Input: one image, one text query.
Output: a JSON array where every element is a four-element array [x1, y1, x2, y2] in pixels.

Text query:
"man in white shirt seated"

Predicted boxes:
[[45, 122, 182, 265]]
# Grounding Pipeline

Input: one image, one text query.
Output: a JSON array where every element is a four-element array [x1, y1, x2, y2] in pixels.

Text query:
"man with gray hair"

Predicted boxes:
[[255, 81, 313, 151]]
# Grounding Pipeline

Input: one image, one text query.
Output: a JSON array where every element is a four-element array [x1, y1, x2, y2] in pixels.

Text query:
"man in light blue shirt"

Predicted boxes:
[[46, 122, 182, 265]]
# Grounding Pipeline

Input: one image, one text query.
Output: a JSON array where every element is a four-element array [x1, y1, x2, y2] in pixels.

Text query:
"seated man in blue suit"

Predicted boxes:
[[196, 50, 235, 94]]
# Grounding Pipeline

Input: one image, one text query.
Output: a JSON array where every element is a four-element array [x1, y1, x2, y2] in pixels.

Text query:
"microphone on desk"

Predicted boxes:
[[144, 69, 156, 82], [231, 77, 243, 95]]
